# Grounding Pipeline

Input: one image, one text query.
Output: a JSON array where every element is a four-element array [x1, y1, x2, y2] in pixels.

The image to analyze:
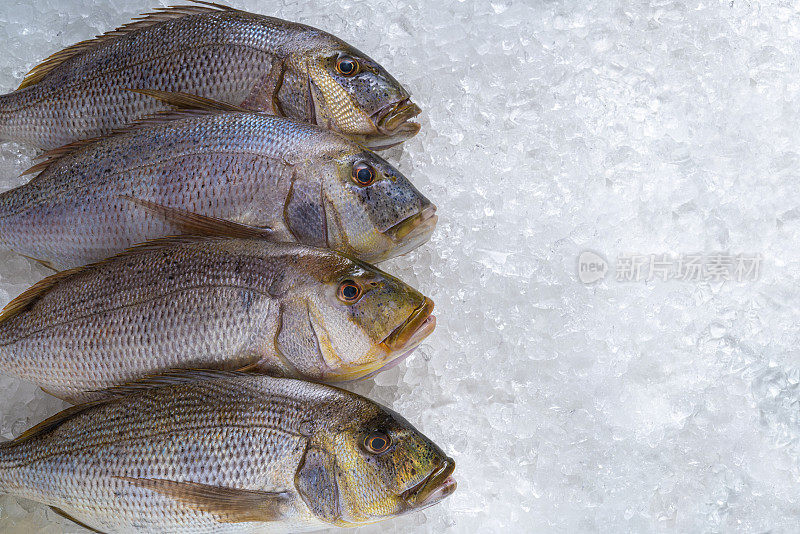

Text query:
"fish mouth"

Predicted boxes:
[[385, 205, 438, 245], [375, 98, 422, 134], [381, 297, 436, 353], [366, 98, 421, 149], [402, 457, 457, 509]]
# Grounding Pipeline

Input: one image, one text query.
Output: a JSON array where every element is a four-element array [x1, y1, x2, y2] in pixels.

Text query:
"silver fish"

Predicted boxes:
[[0, 237, 436, 403], [0, 371, 456, 532], [0, 109, 436, 270], [0, 2, 421, 150]]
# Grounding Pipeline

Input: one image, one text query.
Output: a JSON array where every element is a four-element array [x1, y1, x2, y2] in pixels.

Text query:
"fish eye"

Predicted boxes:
[[352, 163, 376, 186], [335, 56, 359, 77], [364, 431, 391, 454], [337, 280, 362, 303]]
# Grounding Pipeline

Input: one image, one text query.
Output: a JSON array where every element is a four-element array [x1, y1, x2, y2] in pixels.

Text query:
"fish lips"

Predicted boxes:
[[381, 297, 436, 354], [365, 98, 422, 149], [402, 457, 457, 509], [384, 205, 438, 252], [386, 205, 438, 242], [376, 98, 421, 134]]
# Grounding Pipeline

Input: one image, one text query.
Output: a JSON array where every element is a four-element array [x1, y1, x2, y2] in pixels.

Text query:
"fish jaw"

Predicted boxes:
[[333, 346, 419, 383], [401, 457, 457, 510], [382, 205, 438, 259], [362, 98, 422, 150], [375, 99, 422, 134], [381, 297, 436, 354]]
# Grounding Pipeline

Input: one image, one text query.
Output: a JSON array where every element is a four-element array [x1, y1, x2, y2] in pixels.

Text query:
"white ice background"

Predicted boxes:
[[2, 0, 800, 532]]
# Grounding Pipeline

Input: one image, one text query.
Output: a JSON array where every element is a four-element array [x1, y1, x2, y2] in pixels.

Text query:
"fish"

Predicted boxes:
[[0, 107, 436, 270], [0, 237, 436, 403], [0, 371, 456, 532], [0, 1, 421, 150]]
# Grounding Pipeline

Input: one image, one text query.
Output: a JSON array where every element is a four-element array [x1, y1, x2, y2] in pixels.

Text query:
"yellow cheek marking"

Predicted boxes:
[[307, 61, 374, 134]]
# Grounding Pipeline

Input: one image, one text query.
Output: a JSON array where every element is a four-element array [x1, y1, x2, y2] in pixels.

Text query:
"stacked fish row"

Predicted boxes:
[[0, 2, 454, 533]]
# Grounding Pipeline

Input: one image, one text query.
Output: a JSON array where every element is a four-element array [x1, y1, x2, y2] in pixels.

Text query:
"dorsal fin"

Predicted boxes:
[[0, 264, 89, 324], [4, 369, 247, 447], [0, 236, 215, 326], [4, 400, 107, 446], [21, 136, 105, 176], [17, 2, 237, 89]]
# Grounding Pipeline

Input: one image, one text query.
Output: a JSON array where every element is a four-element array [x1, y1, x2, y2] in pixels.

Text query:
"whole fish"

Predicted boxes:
[[0, 237, 436, 403], [0, 1, 421, 150], [0, 371, 456, 533], [0, 108, 436, 269]]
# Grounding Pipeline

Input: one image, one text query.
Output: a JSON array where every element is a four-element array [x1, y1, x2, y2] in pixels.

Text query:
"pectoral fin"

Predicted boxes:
[[120, 196, 274, 239], [235, 362, 267, 373], [305, 60, 317, 125], [17, 254, 58, 272], [129, 88, 248, 112], [115, 477, 291, 523], [50, 507, 107, 533]]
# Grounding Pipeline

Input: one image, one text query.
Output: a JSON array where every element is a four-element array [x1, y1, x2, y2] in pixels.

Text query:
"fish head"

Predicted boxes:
[[276, 255, 435, 382], [295, 402, 456, 525], [281, 38, 421, 149], [287, 147, 436, 261]]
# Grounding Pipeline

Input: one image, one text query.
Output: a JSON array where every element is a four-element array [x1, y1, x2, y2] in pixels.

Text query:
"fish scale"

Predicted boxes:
[[0, 377, 316, 533]]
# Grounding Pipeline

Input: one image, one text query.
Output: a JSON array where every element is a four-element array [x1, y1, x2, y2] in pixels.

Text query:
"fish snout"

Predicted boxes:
[[386, 205, 438, 244], [402, 457, 457, 509], [365, 98, 422, 149], [381, 297, 436, 354], [375, 98, 422, 135]]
